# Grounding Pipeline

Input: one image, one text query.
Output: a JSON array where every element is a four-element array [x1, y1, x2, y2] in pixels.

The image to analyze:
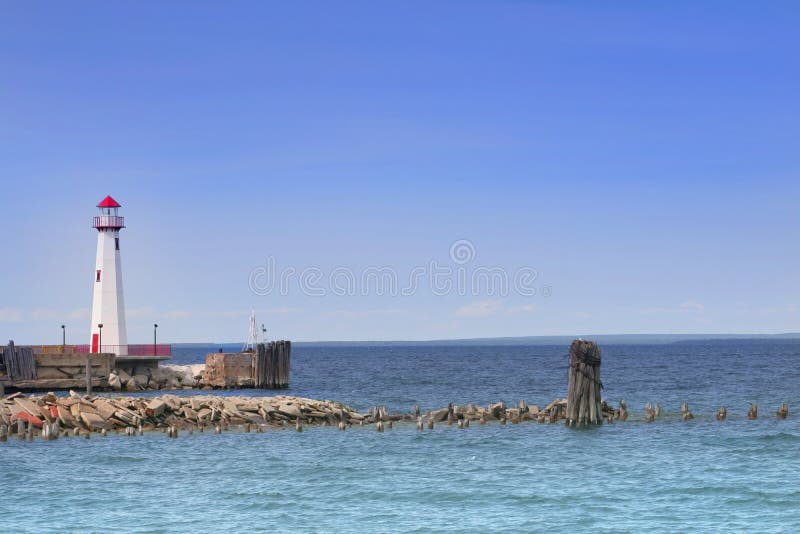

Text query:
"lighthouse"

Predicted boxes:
[[89, 195, 128, 355]]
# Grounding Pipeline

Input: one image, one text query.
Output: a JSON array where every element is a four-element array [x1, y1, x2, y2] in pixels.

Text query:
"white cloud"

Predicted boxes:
[[0, 308, 22, 322], [679, 299, 705, 312], [127, 306, 156, 319], [28, 307, 91, 322], [327, 309, 405, 319], [507, 304, 536, 314], [255, 307, 296, 316], [30, 309, 58, 321], [640, 300, 706, 315], [455, 299, 504, 317], [166, 310, 192, 319], [69, 308, 91, 320]]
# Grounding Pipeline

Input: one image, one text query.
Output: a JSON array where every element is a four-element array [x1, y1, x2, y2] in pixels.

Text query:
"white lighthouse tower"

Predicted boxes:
[[89, 195, 128, 355]]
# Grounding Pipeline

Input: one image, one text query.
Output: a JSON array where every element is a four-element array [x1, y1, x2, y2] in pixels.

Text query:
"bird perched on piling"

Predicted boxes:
[[681, 402, 694, 421], [716, 407, 727, 421], [776, 403, 789, 419], [747, 403, 758, 420]]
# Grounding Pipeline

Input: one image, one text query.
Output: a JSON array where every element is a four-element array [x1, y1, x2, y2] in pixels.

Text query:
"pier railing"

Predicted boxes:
[[72, 344, 172, 357], [22, 344, 171, 357]]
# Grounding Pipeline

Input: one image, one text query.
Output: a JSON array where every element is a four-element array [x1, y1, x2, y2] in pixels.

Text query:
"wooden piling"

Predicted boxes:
[[777, 403, 788, 419], [85, 354, 92, 396], [618, 400, 628, 421], [644, 403, 655, 423], [681, 402, 694, 421], [254, 341, 291, 389], [565, 339, 603, 427]]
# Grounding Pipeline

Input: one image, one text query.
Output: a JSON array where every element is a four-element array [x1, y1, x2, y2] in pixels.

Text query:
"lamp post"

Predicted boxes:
[[61, 324, 66, 348], [98, 324, 103, 353], [154, 323, 158, 356]]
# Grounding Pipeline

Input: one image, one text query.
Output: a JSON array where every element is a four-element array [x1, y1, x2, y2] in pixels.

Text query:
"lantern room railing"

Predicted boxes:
[[92, 215, 125, 229]]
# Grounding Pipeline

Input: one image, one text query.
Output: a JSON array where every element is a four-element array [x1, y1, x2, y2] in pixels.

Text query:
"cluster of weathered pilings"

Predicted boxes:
[[0, 392, 791, 442]]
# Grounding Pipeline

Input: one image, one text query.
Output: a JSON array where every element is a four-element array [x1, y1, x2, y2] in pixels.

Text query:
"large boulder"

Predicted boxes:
[[133, 374, 150, 389], [116, 368, 132, 386], [108, 372, 122, 391], [125, 376, 139, 392]]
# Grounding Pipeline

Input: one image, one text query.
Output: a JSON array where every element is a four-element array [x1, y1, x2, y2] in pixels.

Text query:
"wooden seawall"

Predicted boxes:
[[1, 342, 114, 392]]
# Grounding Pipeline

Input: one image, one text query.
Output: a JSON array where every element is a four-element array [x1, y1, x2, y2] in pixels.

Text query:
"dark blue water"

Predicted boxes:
[[172, 340, 800, 415], [2, 340, 799, 532]]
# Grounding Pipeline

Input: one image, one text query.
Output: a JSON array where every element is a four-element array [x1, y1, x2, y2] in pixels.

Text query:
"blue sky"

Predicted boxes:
[[1, 1, 798, 343]]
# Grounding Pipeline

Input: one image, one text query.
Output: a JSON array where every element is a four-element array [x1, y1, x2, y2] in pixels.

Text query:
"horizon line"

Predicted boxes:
[[169, 332, 800, 345]]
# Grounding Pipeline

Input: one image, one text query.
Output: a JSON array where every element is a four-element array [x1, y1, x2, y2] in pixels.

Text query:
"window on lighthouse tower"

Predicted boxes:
[[115, 237, 119, 250], [96, 270, 101, 282]]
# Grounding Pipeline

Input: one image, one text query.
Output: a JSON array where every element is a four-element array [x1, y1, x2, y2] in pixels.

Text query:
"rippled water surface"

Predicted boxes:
[[2, 340, 799, 532]]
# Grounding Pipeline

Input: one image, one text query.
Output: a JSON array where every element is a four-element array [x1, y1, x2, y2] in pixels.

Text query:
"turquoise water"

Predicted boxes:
[[2, 340, 799, 532]]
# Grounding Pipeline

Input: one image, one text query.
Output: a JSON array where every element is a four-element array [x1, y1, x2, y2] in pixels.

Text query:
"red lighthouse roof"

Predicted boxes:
[[97, 195, 121, 208]]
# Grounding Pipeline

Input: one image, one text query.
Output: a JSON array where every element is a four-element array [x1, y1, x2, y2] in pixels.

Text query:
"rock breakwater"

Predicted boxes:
[[0, 392, 601, 441]]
